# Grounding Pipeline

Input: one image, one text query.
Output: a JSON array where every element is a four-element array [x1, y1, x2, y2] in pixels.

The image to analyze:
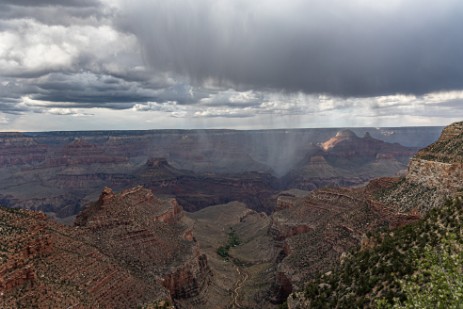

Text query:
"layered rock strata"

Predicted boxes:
[[381, 121, 463, 212], [0, 187, 212, 308]]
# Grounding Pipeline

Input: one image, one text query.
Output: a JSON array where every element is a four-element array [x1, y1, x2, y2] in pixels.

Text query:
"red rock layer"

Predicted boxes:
[[1, 186, 212, 308]]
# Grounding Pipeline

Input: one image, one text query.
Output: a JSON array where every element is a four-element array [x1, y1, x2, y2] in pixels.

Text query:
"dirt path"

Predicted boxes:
[[232, 267, 249, 308]]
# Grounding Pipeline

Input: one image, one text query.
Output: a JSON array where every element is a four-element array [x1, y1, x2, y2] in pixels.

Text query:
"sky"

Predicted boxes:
[[1, 0, 463, 131]]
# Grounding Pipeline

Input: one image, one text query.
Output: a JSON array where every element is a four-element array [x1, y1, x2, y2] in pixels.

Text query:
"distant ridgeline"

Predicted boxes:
[[0, 126, 442, 220]]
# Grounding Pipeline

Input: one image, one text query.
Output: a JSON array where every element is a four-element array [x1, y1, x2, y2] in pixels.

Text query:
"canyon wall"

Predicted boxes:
[[0, 127, 442, 219], [0, 187, 213, 308], [379, 121, 463, 212]]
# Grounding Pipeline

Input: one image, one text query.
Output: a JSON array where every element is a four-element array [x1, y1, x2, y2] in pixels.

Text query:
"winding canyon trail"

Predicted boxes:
[[232, 267, 249, 308]]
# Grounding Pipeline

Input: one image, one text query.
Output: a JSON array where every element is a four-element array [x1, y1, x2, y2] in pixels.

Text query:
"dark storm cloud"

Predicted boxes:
[[0, 0, 104, 27], [0, 70, 207, 114], [0, 78, 37, 112], [0, 7, 103, 27], [1, 0, 99, 8], [0, 0, 164, 114], [1, 0, 463, 127], [119, 0, 463, 97], [0, 103, 28, 114], [17, 73, 165, 106]]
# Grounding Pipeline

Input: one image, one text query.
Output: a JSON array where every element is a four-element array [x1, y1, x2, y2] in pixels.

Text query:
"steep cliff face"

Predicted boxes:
[[414, 121, 463, 163], [75, 186, 212, 307], [271, 187, 410, 297], [321, 129, 359, 151], [285, 121, 463, 308], [0, 187, 213, 308], [408, 121, 463, 192], [380, 121, 463, 212], [162, 254, 212, 306], [406, 121, 463, 195], [0, 206, 170, 309], [0, 210, 52, 293], [75, 186, 190, 270]]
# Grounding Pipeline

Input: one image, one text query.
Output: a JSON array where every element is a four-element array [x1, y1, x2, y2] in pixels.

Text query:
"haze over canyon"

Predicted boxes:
[[3, 123, 462, 308]]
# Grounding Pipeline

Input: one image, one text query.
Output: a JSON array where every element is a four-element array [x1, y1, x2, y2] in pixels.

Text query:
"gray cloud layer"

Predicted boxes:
[[120, 0, 463, 97], [0, 0, 462, 130], [1, 0, 99, 7]]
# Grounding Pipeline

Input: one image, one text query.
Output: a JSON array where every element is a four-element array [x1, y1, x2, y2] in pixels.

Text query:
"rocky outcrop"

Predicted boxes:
[[0, 210, 51, 292], [0, 187, 213, 308], [76, 186, 212, 307], [270, 183, 419, 296], [415, 121, 463, 163], [162, 254, 212, 301], [379, 121, 463, 212], [405, 121, 463, 197], [0, 206, 171, 308], [146, 157, 170, 168], [321, 130, 416, 163], [284, 129, 418, 191], [407, 159, 463, 193], [321, 129, 358, 150], [284, 121, 463, 307], [407, 121, 463, 193]]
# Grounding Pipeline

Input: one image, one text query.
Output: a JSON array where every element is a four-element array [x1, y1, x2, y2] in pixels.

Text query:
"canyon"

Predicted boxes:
[[378, 121, 463, 212], [0, 127, 441, 220], [2, 124, 456, 308], [286, 121, 463, 308], [0, 186, 210, 308], [0, 182, 415, 308]]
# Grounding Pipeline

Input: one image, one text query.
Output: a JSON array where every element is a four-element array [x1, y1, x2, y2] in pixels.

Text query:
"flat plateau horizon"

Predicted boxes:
[[0, 123, 447, 133]]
